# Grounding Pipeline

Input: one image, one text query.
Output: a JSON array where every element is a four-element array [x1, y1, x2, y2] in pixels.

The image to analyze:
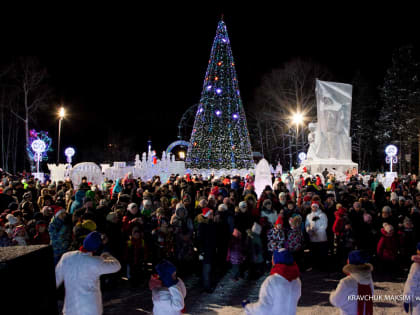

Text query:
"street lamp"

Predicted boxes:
[[57, 107, 65, 164], [291, 111, 305, 166]]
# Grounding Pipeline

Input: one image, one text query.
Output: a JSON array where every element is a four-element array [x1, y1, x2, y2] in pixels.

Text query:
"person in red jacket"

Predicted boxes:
[[377, 223, 398, 271]]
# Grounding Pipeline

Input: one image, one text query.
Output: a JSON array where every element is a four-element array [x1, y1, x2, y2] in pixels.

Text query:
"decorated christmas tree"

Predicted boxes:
[[186, 19, 253, 170]]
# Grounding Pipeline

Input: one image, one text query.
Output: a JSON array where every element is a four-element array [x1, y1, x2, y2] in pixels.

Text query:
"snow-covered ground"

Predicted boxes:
[[101, 267, 407, 315]]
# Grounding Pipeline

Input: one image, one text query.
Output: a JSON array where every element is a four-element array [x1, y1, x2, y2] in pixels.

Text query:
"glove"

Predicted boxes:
[[403, 302, 410, 313], [241, 299, 250, 308]]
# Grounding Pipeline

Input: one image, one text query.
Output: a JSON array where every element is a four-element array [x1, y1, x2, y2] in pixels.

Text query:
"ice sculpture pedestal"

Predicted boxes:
[[302, 159, 358, 174]]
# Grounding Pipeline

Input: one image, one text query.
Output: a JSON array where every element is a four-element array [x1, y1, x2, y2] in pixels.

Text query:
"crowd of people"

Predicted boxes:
[[1, 169, 420, 314]]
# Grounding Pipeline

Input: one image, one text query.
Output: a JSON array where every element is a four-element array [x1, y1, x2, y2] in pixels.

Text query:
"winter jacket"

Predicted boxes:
[[330, 263, 374, 315], [267, 226, 285, 252], [152, 278, 186, 315], [403, 258, 420, 314], [244, 273, 301, 315], [376, 228, 398, 262], [286, 228, 303, 253], [196, 214, 217, 263], [55, 251, 121, 315], [333, 208, 348, 236], [305, 210, 328, 242], [49, 216, 71, 264], [70, 190, 86, 214]]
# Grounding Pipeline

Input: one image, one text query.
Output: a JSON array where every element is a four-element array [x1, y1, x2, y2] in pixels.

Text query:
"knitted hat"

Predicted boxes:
[[127, 203, 138, 214], [218, 204, 228, 212], [6, 214, 18, 225], [275, 215, 283, 227], [176, 202, 186, 210], [83, 231, 102, 252], [252, 222, 262, 235], [311, 201, 319, 208], [202, 207, 213, 218], [81, 219, 97, 232], [273, 248, 294, 265], [155, 260, 178, 287], [348, 250, 370, 265], [53, 206, 65, 218], [416, 242, 420, 251], [238, 201, 248, 210], [399, 196, 406, 201]]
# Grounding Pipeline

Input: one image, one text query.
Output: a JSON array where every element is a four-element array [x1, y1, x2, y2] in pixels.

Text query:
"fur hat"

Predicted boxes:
[[218, 204, 228, 212], [343, 250, 373, 274]]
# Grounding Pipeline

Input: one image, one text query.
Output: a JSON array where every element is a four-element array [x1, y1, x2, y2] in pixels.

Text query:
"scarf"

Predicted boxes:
[[357, 284, 373, 315], [270, 262, 300, 282]]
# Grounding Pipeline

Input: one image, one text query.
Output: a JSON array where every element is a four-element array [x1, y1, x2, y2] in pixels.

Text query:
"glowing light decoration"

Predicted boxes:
[[31, 139, 46, 173], [65, 147, 76, 164], [385, 144, 398, 172], [298, 152, 307, 162], [206, 85, 212, 91], [186, 19, 253, 170], [27, 129, 52, 173]]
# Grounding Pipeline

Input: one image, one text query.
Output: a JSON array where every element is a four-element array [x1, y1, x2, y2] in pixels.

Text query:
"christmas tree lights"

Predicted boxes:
[[186, 19, 253, 170]]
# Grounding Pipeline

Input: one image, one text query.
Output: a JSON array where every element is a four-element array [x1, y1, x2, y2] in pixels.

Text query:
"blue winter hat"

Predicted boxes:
[[156, 260, 178, 287], [273, 249, 294, 265], [348, 250, 370, 265], [83, 231, 102, 252], [416, 242, 420, 251]]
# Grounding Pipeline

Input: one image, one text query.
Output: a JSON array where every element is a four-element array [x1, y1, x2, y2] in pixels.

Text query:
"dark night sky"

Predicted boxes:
[[4, 6, 419, 164]]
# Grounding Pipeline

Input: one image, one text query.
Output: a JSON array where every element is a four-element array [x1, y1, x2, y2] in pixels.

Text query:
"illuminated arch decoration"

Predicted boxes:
[[166, 140, 190, 155]]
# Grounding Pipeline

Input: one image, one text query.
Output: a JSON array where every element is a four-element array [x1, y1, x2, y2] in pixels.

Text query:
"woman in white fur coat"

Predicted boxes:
[[330, 250, 374, 315], [243, 248, 301, 315]]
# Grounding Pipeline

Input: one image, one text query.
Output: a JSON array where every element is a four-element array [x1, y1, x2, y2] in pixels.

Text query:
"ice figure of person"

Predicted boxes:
[[314, 80, 352, 161], [306, 122, 318, 161]]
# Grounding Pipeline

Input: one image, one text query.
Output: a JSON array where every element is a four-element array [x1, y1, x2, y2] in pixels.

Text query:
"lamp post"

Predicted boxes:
[[291, 112, 304, 166], [57, 107, 65, 164]]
